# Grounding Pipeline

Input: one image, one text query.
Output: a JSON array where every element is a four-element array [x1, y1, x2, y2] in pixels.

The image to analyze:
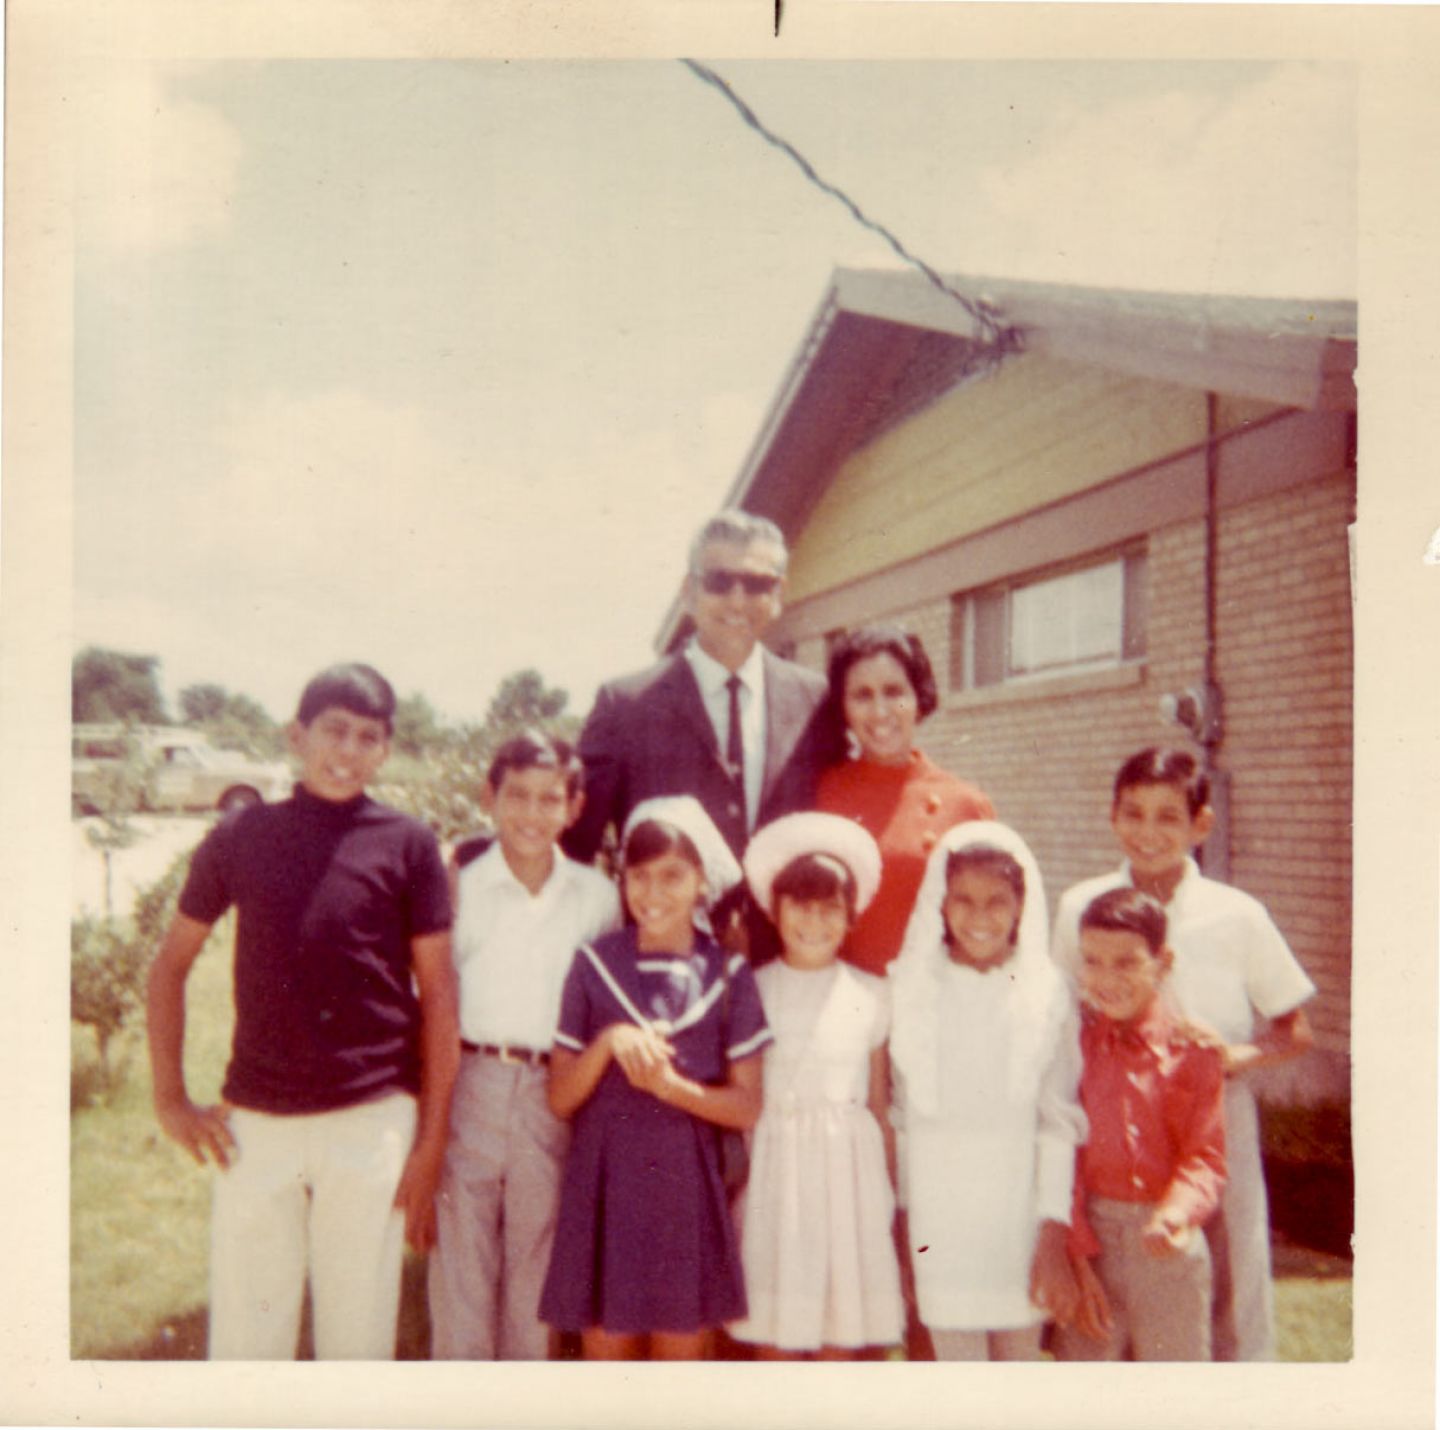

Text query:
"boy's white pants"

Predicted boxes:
[[208, 1093, 416, 1360]]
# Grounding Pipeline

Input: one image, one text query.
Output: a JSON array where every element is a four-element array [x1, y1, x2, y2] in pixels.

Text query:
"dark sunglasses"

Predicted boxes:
[[698, 568, 781, 597]]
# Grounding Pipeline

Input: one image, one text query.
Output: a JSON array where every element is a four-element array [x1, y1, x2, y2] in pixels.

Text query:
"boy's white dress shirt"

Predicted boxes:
[[430, 841, 620, 1359], [1052, 857, 1316, 1361], [454, 843, 621, 1051]]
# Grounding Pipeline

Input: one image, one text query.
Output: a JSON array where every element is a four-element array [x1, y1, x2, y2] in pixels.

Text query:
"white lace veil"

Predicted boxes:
[[888, 819, 1064, 1117]]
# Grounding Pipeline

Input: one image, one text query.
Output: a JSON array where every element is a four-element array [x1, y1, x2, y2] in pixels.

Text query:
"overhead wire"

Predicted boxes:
[[680, 59, 1022, 361]]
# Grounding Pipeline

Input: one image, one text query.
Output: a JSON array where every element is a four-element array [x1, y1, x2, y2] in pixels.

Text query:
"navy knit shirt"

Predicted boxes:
[[179, 785, 452, 1114]]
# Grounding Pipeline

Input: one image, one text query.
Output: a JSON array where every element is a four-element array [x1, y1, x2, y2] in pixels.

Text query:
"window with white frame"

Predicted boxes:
[[950, 547, 1147, 690]]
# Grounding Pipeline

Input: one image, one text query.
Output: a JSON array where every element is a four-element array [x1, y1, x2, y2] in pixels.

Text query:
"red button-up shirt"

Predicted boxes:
[[1070, 999, 1226, 1256]]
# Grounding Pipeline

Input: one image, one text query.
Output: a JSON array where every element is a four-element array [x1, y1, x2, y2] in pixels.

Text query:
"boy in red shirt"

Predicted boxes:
[[1055, 887, 1225, 1362]]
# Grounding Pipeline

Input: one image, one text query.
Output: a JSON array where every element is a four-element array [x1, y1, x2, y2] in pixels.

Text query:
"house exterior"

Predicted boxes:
[[662, 268, 1356, 1093]]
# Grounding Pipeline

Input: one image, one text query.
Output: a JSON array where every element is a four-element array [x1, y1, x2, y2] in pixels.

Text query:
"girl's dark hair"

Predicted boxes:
[[942, 844, 1025, 947], [1112, 747, 1210, 818], [487, 729, 583, 797], [623, 818, 704, 872], [1079, 887, 1168, 955], [825, 625, 939, 723], [771, 852, 858, 923], [295, 662, 396, 732]]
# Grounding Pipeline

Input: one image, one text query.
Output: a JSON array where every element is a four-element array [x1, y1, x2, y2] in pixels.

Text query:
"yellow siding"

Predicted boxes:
[[1215, 394, 1287, 431], [785, 353, 1207, 603]]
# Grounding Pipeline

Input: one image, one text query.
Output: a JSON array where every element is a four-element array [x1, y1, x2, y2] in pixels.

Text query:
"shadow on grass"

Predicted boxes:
[[84, 1239, 1353, 1363], [87, 1256, 434, 1361]]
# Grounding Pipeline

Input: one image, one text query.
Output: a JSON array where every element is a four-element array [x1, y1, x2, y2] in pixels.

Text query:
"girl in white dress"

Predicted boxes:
[[890, 821, 1086, 1360], [728, 813, 904, 1359]]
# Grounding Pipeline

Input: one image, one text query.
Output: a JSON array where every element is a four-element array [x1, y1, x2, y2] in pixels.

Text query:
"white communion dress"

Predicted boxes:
[[889, 819, 1086, 1335], [901, 961, 1081, 1330], [728, 959, 904, 1351]]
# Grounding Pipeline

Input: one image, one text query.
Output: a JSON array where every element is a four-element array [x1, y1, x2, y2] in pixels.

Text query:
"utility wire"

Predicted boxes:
[[681, 59, 1021, 358]]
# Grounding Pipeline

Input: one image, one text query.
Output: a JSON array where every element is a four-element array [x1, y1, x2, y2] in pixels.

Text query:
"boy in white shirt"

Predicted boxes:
[[429, 731, 620, 1359], [1052, 747, 1316, 1361]]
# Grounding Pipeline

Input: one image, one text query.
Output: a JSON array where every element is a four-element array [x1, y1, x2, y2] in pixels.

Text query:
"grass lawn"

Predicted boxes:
[[70, 910, 1353, 1363], [71, 913, 234, 1359]]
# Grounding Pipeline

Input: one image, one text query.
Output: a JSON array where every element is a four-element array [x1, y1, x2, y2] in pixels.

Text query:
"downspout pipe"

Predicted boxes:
[[1202, 392, 1230, 882]]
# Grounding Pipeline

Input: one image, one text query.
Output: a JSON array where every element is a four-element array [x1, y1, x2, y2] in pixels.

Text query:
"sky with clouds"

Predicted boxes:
[[71, 59, 1355, 726]]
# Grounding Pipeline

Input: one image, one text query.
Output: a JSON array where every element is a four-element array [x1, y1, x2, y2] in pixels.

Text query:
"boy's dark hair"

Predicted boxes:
[[623, 818, 704, 873], [295, 662, 397, 733], [942, 844, 1025, 948], [825, 625, 940, 723], [1080, 887, 1169, 956], [771, 852, 858, 924], [1112, 747, 1210, 817], [487, 729, 583, 798]]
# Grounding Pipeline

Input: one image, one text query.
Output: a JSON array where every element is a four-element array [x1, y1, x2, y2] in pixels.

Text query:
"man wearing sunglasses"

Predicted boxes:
[[563, 511, 839, 909]]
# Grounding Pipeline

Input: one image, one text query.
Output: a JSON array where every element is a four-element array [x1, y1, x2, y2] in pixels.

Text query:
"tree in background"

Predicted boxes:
[[392, 692, 449, 760], [82, 738, 147, 915], [475, 669, 576, 747], [72, 647, 169, 724], [377, 669, 580, 845], [178, 682, 282, 758]]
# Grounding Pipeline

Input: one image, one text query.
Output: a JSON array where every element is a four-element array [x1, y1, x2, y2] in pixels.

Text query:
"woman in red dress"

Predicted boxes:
[[816, 625, 996, 1359], [816, 626, 995, 976]]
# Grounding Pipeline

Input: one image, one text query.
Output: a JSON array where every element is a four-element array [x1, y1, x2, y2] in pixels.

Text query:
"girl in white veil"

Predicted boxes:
[[888, 820, 1086, 1360]]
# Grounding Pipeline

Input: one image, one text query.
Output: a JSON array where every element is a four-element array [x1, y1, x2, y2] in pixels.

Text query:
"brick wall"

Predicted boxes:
[[1213, 474, 1354, 1054], [790, 468, 1354, 1063]]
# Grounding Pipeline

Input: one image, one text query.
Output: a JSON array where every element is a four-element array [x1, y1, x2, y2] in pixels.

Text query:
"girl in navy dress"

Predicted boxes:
[[539, 796, 771, 1360]]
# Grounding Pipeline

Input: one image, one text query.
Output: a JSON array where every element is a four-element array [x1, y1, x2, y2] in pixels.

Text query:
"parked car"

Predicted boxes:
[[72, 725, 293, 815]]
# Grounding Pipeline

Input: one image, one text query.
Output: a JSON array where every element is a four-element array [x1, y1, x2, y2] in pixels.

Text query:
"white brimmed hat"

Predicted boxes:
[[622, 795, 742, 903], [743, 812, 882, 917]]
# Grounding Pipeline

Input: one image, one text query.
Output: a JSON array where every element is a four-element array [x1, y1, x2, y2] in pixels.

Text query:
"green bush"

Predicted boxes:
[[71, 849, 193, 1106], [1260, 1099, 1352, 1168], [71, 916, 147, 1099]]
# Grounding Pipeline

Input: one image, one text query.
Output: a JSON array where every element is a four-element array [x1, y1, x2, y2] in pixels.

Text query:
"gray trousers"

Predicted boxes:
[[428, 1053, 569, 1359], [1053, 1197, 1213, 1362]]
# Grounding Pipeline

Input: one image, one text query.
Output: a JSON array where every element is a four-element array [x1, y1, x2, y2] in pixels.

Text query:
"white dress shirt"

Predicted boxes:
[[685, 637, 767, 832], [453, 842, 621, 1050]]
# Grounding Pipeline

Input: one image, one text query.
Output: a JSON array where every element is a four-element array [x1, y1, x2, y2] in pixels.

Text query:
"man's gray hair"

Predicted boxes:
[[687, 509, 789, 575]]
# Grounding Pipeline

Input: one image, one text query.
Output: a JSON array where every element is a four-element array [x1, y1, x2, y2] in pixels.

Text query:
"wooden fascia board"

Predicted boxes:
[[1023, 323, 1356, 411], [832, 267, 1357, 411]]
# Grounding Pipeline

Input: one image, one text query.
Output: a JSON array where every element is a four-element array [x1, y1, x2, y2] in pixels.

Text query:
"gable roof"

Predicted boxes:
[[659, 267, 1357, 651]]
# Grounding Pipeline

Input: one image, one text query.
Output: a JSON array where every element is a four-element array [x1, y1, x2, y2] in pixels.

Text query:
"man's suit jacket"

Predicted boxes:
[[562, 647, 840, 865]]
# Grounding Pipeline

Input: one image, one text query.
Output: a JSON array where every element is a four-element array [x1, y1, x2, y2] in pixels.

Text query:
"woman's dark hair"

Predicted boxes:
[[295, 662, 396, 733], [771, 852, 858, 924], [825, 625, 939, 723], [487, 729, 583, 798], [1079, 886, 1168, 955], [623, 818, 704, 872], [1112, 747, 1210, 817], [942, 844, 1025, 947]]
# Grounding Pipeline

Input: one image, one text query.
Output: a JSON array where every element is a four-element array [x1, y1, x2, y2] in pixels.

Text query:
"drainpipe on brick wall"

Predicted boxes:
[[1202, 392, 1230, 884]]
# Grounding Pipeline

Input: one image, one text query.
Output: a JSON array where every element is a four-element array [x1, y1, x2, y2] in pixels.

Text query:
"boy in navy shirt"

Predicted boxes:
[[146, 663, 458, 1359]]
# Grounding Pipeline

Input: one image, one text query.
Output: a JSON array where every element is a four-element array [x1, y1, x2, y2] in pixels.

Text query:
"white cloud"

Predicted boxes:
[[969, 63, 1355, 298], [76, 66, 242, 254], [75, 381, 757, 723]]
